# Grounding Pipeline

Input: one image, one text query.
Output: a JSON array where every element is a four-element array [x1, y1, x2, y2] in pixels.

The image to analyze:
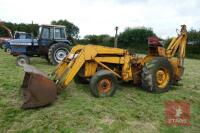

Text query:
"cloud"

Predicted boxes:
[[0, 0, 199, 38], [115, 0, 148, 4]]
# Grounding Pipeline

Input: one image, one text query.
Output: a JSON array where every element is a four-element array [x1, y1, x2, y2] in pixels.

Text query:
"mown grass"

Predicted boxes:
[[0, 49, 199, 133]]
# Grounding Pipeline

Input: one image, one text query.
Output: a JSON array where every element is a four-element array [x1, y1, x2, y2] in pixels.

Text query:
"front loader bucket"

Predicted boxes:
[[21, 65, 57, 109]]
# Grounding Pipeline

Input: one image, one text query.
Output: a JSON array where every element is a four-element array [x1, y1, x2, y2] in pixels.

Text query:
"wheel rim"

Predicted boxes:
[[54, 48, 69, 63], [6, 48, 11, 53], [97, 78, 112, 94], [156, 68, 169, 89], [18, 58, 26, 66]]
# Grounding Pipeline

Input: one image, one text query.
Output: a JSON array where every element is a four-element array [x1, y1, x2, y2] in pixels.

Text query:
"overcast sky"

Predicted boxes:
[[0, 0, 200, 38]]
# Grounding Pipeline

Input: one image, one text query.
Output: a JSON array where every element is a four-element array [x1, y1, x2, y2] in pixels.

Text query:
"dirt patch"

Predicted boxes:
[[101, 115, 115, 125], [128, 121, 159, 133]]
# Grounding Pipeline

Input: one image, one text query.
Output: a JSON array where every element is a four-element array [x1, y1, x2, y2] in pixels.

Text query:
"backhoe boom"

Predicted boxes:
[[166, 25, 187, 67]]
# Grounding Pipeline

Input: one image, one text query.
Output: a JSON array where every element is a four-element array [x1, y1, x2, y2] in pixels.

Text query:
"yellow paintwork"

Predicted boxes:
[[156, 68, 170, 89], [166, 25, 187, 81], [53, 45, 132, 90], [52, 25, 187, 90], [95, 57, 125, 64], [84, 62, 98, 77], [138, 55, 154, 66]]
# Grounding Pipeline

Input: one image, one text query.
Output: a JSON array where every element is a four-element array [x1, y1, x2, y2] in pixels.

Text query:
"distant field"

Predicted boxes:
[[0, 49, 199, 133]]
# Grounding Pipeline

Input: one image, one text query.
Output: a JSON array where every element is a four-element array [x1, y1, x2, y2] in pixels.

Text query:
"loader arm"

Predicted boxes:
[[55, 49, 87, 91], [53, 45, 128, 91]]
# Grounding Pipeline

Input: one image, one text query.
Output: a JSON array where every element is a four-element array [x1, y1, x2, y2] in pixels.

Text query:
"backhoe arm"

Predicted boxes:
[[166, 25, 187, 66], [0, 22, 13, 38]]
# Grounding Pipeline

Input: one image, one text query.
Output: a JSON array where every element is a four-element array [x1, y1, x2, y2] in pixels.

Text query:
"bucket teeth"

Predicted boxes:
[[21, 65, 57, 109]]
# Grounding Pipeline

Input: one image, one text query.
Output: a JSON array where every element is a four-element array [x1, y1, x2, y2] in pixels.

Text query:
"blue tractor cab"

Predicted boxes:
[[9, 25, 71, 66]]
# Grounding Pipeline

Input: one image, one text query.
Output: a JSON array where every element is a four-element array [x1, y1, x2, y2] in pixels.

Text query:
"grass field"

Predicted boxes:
[[0, 49, 199, 133]]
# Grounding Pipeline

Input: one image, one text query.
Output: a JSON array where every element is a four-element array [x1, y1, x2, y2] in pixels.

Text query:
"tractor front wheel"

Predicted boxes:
[[48, 43, 71, 65], [4, 48, 11, 54], [16, 55, 30, 66], [141, 57, 173, 93], [90, 70, 117, 97], [2, 43, 6, 49]]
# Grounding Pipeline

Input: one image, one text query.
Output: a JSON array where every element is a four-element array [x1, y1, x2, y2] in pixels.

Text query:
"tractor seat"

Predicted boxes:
[[148, 37, 163, 47]]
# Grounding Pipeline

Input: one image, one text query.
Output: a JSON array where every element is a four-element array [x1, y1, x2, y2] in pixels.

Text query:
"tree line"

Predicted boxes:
[[185, 29, 200, 58], [77, 27, 156, 53], [0, 20, 79, 40], [79, 27, 200, 58], [0, 22, 39, 37], [0, 20, 199, 58]]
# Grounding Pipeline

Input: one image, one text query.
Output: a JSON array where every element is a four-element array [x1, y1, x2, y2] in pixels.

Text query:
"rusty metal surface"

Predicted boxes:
[[21, 65, 57, 109]]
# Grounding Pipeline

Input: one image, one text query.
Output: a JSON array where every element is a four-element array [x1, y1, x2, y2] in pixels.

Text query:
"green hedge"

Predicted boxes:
[[77, 27, 156, 53], [0, 22, 39, 37], [77, 34, 114, 47]]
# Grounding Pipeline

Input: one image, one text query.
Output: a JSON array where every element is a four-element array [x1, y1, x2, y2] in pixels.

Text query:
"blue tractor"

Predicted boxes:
[[3, 31, 32, 53], [8, 25, 71, 66]]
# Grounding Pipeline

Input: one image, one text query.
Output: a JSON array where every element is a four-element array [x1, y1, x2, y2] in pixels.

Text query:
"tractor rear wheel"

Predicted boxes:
[[48, 43, 71, 65], [16, 55, 30, 66], [90, 70, 117, 97], [44, 55, 50, 63], [141, 57, 173, 93]]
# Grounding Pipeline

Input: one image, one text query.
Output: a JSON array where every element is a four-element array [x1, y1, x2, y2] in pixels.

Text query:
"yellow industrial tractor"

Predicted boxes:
[[21, 25, 187, 109]]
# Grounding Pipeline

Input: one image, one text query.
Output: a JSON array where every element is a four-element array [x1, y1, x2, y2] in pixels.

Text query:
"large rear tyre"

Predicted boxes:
[[90, 70, 117, 97], [16, 55, 30, 66], [44, 55, 50, 63], [141, 57, 173, 93], [48, 43, 71, 65]]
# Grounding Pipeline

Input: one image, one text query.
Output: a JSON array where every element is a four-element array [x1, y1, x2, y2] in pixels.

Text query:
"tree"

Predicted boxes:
[[188, 29, 200, 43], [118, 27, 156, 52], [78, 34, 114, 46], [0, 22, 39, 37], [51, 19, 79, 39], [186, 29, 200, 58]]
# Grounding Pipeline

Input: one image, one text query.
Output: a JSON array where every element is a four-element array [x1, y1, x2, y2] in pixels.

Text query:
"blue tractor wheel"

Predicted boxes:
[[4, 48, 11, 54], [16, 55, 30, 66], [2, 43, 6, 49]]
